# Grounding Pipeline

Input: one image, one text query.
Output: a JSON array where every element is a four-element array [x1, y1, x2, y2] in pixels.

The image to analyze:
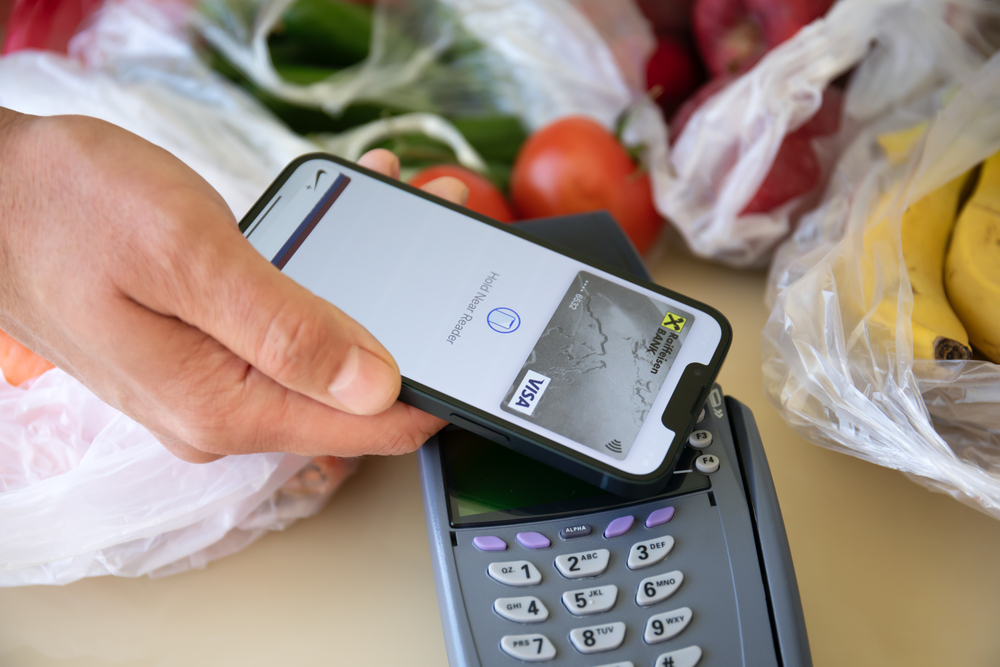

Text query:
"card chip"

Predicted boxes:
[[661, 312, 687, 332]]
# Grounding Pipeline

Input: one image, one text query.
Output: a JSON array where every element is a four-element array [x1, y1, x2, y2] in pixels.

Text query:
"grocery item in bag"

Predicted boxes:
[[0, 1, 345, 586], [763, 45, 1000, 519]]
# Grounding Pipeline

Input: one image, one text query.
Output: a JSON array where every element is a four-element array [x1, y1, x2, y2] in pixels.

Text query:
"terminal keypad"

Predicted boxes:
[[481, 505, 702, 665], [454, 407, 739, 666]]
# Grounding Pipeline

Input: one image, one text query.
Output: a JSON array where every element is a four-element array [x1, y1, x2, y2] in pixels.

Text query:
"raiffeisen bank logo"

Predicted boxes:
[[507, 370, 551, 416], [661, 311, 687, 332]]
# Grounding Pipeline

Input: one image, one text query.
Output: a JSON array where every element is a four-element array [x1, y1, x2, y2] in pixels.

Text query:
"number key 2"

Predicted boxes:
[[554, 549, 610, 579]]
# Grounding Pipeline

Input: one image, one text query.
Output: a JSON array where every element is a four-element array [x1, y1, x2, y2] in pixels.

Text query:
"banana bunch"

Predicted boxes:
[[861, 170, 973, 360], [861, 126, 1000, 363], [944, 151, 1000, 363]]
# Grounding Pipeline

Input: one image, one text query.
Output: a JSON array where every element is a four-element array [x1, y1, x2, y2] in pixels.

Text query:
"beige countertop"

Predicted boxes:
[[3, 241, 1000, 666]]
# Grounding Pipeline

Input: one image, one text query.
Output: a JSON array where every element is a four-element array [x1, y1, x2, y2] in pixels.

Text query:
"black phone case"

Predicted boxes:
[[239, 153, 732, 499]]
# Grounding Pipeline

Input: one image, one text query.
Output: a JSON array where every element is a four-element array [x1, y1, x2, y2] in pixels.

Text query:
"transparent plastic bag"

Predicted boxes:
[[194, 0, 995, 271], [763, 48, 1000, 518], [0, 1, 356, 586], [657, 0, 988, 267], [195, 0, 653, 131]]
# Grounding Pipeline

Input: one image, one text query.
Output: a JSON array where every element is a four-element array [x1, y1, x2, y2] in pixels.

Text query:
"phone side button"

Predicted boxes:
[[449, 414, 511, 444]]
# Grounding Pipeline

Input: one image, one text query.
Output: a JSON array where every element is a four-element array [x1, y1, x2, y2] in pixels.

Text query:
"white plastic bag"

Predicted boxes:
[[657, 0, 988, 267], [195, 0, 997, 271], [763, 46, 1000, 519], [196, 0, 653, 132], [0, 1, 358, 586], [0, 0, 656, 585]]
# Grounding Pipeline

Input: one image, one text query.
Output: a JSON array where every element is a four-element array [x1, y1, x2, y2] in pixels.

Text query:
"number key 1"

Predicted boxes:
[[488, 560, 542, 587]]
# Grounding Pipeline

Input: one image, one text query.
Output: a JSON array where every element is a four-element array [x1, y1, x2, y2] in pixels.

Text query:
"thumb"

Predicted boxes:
[[131, 207, 401, 416]]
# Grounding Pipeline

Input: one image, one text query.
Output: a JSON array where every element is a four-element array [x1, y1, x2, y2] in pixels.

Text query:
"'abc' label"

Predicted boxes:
[[507, 370, 551, 416]]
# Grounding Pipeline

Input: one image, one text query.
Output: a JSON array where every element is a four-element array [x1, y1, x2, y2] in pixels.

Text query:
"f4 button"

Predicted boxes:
[[695, 454, 720, 474]]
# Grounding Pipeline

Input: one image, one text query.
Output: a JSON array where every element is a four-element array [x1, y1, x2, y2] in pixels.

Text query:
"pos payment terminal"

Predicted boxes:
[[418, 213, 811, 667]]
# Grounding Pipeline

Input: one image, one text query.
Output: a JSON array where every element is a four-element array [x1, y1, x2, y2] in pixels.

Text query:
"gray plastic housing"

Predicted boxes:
[[417, 212, 811, 667]]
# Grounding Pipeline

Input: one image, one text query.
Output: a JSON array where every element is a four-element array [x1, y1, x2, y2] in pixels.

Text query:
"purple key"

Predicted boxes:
[[603, 515, 635, 538], [645, 506, 676, 529], [516, 532, 551, 549], [472, 535, 507, 551]]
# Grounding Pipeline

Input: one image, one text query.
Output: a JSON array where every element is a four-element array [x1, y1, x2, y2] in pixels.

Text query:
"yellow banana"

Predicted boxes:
[[877, 122, 929, 167], [945, 150, 1000, 363], [902, 172, 974, 359], [862, 170, 973, 360]]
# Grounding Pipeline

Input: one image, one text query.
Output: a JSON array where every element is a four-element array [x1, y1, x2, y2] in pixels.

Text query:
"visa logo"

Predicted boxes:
[[508, 370, 551, 416]]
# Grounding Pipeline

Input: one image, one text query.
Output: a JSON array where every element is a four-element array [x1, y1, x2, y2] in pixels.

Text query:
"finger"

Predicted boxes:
[[357, 148, 400, 180], [153, 432, 224, 464], [219, 395, 448, 458], [122, 198, 401, 417], [420, 176, 469, 205], [105, 298, 444, 458]]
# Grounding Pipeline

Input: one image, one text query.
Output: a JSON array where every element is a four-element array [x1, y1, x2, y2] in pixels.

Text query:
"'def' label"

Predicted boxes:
[[507, 370, 551, 416]]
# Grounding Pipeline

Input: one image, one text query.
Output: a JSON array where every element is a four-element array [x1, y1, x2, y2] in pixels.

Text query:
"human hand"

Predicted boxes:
[[0, 109, 468, 463]]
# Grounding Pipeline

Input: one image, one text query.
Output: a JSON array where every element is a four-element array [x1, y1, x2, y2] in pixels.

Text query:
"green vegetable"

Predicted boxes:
[[269, 0, 372, 69], [362, 133, 518, 193], [451, 116, 527, 164], [202, 0, 527, 193], [273, 63, 342, 87], [209, 52, 399, 134]]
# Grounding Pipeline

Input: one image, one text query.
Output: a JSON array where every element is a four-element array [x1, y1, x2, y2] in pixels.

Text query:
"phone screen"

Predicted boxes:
[[243, 158, 724, 476]]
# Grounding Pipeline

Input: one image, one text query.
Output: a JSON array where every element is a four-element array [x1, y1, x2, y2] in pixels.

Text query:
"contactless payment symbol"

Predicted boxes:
[[488, 307, 520, 333], [661, 312, 687, 333]]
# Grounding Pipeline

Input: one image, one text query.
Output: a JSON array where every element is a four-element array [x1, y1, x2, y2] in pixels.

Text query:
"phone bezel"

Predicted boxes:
[[239, 153, 732, 497]]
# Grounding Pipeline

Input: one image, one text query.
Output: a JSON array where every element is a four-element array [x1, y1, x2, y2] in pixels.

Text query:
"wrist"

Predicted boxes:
[[0, 106, 26, 145], [0, 107, 32, 325]]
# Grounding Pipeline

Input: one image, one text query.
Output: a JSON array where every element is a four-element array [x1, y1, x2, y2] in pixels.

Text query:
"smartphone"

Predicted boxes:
[[240, 154, 731, 497]]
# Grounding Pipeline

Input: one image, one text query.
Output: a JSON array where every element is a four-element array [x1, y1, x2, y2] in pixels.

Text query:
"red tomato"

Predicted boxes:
[[511, 117, 663, 254], [409, 165, 515, 223]]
